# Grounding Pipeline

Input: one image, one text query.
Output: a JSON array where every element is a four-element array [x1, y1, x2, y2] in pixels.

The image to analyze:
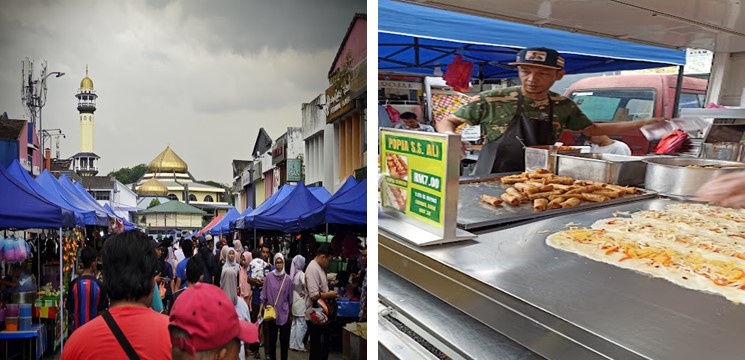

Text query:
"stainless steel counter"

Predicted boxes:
[[379, 198, 745, 360]]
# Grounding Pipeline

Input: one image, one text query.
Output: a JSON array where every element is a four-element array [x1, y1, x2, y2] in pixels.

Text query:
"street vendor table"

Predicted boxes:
[[0, 324, 47, 360], [380, 198, 745, 359]]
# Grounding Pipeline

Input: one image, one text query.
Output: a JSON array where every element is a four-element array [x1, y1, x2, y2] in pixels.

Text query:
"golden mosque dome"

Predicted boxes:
[[148, 146, 189, 173], [137, 178, 169, 196], [80, 65, 94, 91]]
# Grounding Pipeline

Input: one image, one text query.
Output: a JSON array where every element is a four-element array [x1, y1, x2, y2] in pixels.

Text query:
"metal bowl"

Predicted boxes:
[[643, 157, 745, 199]]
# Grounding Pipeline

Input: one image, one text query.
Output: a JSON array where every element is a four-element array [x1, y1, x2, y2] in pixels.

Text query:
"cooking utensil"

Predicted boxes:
[[557, 153, 648, 186], [643, 157, 745, 199]]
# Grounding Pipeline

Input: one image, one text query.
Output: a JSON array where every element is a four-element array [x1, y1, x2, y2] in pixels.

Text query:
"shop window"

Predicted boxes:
[[204, 195, 214, 202], [338, 112, 363, 181]]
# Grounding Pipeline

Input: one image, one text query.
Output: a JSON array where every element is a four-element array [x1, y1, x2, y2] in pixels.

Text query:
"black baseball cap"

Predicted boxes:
[[509, 47, 564, 70]]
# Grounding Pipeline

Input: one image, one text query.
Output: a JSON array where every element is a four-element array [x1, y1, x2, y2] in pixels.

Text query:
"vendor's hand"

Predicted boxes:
[[158, 281, 166, 299], [641, 117, 668, 127], [695, 172, 745, 208], [327, 290, 340, 299]]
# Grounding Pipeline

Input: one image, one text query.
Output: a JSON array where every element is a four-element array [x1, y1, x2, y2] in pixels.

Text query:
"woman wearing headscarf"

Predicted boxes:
[[288, 255, 307, 352], [219, 244, 230, 267], [220, 265, 252, 360], [223, 247, 241, 273], [234, 239, 244, 256], [238, 250, 253, 309], [260, 253, 293, 360]]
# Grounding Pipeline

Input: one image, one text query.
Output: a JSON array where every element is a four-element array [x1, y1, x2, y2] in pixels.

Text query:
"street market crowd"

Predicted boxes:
[[61, 230, 367, 360]]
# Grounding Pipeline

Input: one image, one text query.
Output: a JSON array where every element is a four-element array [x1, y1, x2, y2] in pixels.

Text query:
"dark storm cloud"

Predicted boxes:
[[170, 0, 365, 54], [0, 0, 365, 183]]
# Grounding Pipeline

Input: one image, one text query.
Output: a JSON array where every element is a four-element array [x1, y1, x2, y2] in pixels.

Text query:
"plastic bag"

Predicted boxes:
[[443, 55, 474, 92], [654, 130, 689, 154], [385, 105, 401, 123]]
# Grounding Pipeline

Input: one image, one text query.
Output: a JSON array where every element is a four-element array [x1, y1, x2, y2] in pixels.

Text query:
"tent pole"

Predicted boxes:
[[59, 227, 64, 351], [326, 223, 329, 242], [671, 65, 685, 118], [254, 227, 257, 250]]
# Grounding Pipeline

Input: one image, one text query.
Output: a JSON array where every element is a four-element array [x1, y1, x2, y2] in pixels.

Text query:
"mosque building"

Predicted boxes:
[[135, 146, 230, 217], [72, 66, 100, 177]]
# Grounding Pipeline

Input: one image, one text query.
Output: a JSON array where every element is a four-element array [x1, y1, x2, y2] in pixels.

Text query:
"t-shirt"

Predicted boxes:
[[453, 87, 593, 143], [304, 260, 329, 319], [175, 258, 189, 289], [67, 275, 108, 331], [393, 122, 436, 132], [61, 306, 171, 360], [591, 140, 632, 156]]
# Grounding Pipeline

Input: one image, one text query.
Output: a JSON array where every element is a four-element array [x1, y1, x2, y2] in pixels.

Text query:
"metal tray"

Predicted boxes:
[[557, 153, 648, 186], [456, 176, 656, 230], [381, 198, 745, 360]]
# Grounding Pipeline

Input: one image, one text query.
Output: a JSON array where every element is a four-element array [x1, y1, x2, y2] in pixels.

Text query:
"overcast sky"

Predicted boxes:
[[0, 0, 365, 183]]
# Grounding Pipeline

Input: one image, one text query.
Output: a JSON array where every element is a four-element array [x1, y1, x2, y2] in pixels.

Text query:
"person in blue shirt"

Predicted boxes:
[[175, 239, 194, 291]]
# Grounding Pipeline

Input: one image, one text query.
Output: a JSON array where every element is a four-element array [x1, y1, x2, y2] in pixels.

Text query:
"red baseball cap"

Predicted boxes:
[[169, 283, 258, 355]]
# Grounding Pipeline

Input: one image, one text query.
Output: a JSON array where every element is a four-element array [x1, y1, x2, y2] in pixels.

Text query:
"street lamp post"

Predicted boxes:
[[38, 71, 65, 171]]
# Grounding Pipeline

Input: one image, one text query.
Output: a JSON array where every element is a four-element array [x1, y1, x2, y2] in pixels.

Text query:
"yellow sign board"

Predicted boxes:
[[380, 130, 447, 228]]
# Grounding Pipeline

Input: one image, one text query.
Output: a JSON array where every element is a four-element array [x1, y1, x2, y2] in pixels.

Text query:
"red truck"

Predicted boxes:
[[558, 74, 708, 154]]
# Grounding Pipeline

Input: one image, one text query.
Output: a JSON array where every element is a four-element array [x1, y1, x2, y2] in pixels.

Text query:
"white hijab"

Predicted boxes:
[[272, 252, 286, 276]]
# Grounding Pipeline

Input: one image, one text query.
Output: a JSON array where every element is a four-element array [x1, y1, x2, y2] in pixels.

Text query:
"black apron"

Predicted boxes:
[[475, 92, 555, 175]]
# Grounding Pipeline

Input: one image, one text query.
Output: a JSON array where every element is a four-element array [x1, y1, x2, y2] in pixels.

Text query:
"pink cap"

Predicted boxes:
[[169, 283, 258, 355]]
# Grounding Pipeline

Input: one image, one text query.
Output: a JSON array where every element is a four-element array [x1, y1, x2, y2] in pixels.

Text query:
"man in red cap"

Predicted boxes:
[[169, 282, 259, 360]]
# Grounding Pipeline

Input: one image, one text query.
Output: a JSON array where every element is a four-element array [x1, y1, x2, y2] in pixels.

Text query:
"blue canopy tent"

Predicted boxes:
[[6, 160, 89, 226], [252, 181, 324, 233], [378, 0, 686, 79], [229, 207, 254, 231], [59, 175, 116, 218], [299, 178, 367, 231], [36, 170, 108, 227], [0, 166, 76, 229], [230, 184, 331, 229], [208, 207, 240, 236], [103, 203, 136, 231]]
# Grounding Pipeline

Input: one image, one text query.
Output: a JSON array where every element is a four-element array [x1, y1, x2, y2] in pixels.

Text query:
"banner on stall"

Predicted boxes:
[[380, 130, 447, 229]]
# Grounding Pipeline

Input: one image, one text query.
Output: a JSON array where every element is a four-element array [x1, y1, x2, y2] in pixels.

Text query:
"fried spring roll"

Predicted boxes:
[[500, 176, 528, 184], [550, 183, 572, 191], [514, 182, 539, 194], [500, 193, 521, 206], [581, 193, 611, 202], [560, 197, 582, 208], [533, 198, 548, 212], [534, 168, 551, 174], [567, 185, 602, 195], [528, 173, 553, 179], [607, 185, 638, 194], [527, 190, 563, 200], [506, 187, 527, 201], [548, 193, 582, 200], [480, 194, 503, 207], [593, 189, 621, 199], [545, 176, 574, 185], [547, 197, 565, 209]]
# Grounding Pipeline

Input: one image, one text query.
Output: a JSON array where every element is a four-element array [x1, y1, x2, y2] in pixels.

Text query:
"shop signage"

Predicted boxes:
[[378, 80, 422, 90], [380, 130, 448, 227], [271, 135, 287, 165], [287, 159, 302, 182], [272, 167, 281, 194], [326, 59, 366, 122], [379, 128, 474, 245]]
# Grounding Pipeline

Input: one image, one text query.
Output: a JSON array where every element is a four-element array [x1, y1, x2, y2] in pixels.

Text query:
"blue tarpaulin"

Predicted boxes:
[[379, 0, 686, 79], [36, 170, 108, 227], [229, 206, 254, 230], [0, 166, 75, 228], [103, 203, 136, 231], [6, 160, 90, 226], [235, 184, 329, 230], [59, 175, 116, 219], [208, 207, 240, 235], [299, 178, 367, 230], [252, 181, 324, 233]]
